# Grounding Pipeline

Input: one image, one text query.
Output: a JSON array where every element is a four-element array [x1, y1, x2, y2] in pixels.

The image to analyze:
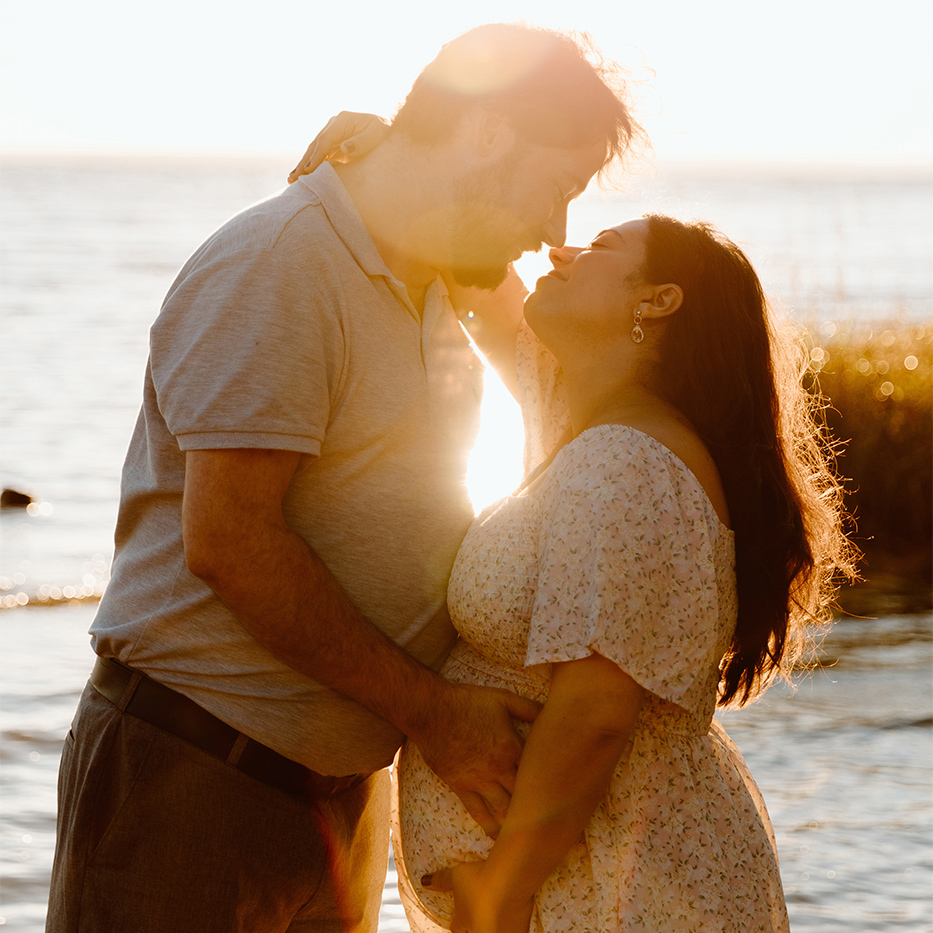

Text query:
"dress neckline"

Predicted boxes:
[[515, 422, 734, 534]]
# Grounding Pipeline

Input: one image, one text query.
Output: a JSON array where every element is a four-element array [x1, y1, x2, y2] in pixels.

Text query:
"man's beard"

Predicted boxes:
[[450, 257, 511, 290], [448, 157, 539, 290]]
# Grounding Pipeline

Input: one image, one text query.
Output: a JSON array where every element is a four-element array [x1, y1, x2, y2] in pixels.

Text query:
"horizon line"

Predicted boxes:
[[1, 142, 930, 177]]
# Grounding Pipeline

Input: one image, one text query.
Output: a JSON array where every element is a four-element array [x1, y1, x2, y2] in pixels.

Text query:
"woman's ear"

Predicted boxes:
[[640, 284, 683, 320]]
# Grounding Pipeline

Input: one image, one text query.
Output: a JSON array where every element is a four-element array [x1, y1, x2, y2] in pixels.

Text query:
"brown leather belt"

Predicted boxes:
[[90, 656, 368, 802]]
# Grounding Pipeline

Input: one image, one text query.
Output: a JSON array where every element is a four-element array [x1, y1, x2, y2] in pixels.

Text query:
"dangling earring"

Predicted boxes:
[[631, 307, 645, 344]]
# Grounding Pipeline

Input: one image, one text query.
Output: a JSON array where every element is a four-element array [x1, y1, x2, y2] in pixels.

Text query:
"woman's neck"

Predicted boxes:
[[564, 363, 665, 438]]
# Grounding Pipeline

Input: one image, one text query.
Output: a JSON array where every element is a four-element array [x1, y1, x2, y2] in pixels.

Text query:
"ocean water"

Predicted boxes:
[[1, 153, 932, 930]]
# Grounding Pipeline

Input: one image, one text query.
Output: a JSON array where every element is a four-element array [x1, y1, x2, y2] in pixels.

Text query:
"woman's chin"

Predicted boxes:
[[522, 290, 540, 324], [521, 296, 550, 341]]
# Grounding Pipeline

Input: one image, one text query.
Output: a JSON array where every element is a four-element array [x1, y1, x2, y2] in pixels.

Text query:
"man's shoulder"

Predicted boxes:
[[169, 183, 354, 298], [208, 184, 337, 257]]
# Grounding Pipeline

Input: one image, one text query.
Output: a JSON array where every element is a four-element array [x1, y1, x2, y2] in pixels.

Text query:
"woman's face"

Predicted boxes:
[[523, 218, 650, 349]]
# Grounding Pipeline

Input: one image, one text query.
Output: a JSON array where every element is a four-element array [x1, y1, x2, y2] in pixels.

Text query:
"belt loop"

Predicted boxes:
[[226, 733, 250, 767], [118, 670, 143, 712]]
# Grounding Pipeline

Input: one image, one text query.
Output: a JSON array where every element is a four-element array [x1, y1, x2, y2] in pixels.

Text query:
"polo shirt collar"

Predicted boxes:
[[296, 162, 399, 283], [297, 162, 449, 328]]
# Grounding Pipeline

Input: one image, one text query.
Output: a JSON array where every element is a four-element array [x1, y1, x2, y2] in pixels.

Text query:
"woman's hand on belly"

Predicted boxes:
[[465, 652, 644, 906], [423, 859, 534, 933]]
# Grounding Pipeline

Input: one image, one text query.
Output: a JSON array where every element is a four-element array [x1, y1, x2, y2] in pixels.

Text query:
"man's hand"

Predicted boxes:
[[412, 683, 540, 836]]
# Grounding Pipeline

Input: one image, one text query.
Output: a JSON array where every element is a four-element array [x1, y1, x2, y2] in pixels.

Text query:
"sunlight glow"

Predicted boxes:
[[429, 26, 551, 97], [466, 367, 525, 513]]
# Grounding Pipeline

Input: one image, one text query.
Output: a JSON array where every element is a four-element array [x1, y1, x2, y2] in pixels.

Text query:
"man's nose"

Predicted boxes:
[[542, 205, 569, 249]]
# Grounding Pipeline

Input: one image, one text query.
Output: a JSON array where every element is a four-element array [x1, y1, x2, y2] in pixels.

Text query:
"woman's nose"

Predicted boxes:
[[549, 245, 575, 268], [549, 245, 583, 268]]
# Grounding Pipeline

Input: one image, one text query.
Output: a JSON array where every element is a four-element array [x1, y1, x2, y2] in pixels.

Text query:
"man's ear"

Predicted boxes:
[[640, 284, 683, 320], [472, 108, 516, 160]]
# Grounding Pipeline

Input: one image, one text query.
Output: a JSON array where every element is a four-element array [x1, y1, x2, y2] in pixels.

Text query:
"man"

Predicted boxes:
[[47, 23, 638, 932]]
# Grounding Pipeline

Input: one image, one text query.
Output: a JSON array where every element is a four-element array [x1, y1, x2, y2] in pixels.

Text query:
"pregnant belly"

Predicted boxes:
[[393, 640, 548, 925], [440, 638, 550, 702], [394, 735, 496, 927]]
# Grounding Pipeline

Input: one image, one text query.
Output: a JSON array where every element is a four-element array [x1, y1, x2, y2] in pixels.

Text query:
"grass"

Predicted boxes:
[[804, 317, 932, 614]]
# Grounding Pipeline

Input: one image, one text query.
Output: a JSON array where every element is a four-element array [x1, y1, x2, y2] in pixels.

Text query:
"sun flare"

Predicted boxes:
[[466, 367, 525, 514]]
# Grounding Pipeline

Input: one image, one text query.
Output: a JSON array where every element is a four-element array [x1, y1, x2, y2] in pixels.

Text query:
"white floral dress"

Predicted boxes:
[[391, 325, 790, 932]]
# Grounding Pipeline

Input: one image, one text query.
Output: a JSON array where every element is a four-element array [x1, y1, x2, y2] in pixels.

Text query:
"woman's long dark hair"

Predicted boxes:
[[641, 214, 855, 706]]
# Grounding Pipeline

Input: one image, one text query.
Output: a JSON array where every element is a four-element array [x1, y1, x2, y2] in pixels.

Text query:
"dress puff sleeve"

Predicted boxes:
[[524, 425, 731, 709], [515, 320, 571, 475]]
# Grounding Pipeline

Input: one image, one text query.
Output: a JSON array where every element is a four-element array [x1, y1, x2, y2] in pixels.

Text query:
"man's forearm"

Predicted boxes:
[[182, 446, 536, 819], [188, 495, 449, 741]]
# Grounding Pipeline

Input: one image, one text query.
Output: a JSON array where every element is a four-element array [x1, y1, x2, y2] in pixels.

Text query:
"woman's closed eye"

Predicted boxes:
[[587, 229, 623, 251]]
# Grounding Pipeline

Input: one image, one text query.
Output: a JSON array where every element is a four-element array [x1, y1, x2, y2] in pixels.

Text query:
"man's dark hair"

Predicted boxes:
[[392, 24, 641, 168]]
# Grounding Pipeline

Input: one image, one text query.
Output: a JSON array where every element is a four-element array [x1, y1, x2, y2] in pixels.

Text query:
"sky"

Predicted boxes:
[[1, 0, 931, 164]]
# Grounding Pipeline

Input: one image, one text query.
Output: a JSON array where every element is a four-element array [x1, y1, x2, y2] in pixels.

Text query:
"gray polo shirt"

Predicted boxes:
[[91, 163, 483, 775]]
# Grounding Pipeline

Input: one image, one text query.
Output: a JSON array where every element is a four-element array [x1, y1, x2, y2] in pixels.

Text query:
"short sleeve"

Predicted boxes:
[[516, 320, 571, 474], [524, 427, 726, 707], [150, 243, 344, 454]]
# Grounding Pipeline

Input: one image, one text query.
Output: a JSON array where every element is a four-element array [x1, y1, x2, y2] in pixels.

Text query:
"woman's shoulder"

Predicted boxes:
[[549, 421, 731, 529]]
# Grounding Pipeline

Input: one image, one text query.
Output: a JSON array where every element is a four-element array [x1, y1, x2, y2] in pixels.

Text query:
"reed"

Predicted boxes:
[[804, 318, 932, 612]]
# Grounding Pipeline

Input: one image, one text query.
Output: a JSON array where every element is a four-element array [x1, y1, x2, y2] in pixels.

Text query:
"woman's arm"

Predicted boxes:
[[444, 266, 527, 399], [288, 112, 391, 182], [425, 651, 645, 932]]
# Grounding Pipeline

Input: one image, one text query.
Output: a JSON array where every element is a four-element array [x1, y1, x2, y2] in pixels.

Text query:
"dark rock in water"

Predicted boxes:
[[1, 488, 34, 508]]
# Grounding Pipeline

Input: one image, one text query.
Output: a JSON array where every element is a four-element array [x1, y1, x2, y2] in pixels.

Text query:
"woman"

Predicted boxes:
[[290, 134, 853, 932]]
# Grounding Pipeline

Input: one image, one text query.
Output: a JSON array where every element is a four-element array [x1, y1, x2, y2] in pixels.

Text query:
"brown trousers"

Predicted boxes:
[[46, 684, 390, 932]]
